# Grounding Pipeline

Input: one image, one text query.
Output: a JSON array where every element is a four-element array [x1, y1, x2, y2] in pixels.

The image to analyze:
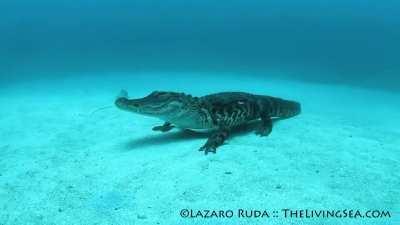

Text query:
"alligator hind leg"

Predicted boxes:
[[199, 128, 229, 154], [152, 122, 175, 132], [255, 114, 272, 136]]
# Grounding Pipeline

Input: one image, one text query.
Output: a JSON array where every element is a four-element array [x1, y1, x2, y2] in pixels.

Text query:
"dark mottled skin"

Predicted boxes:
[[115, 91, 301, 154]]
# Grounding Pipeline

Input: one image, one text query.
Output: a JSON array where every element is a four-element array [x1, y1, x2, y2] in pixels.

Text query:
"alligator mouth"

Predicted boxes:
[[115, 97, 137, 111], [115, 97, 167, 115]]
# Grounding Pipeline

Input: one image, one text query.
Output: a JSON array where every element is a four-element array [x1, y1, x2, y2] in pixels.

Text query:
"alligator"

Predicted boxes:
[[115, 90, 301, 154]]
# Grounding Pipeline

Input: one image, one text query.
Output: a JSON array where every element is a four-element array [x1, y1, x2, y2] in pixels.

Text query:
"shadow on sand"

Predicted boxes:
[[123, 119, 284, 150]]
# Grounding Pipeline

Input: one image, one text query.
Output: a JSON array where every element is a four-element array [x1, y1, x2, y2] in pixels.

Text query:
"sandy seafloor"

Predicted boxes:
[[0, 72, 399, 225]]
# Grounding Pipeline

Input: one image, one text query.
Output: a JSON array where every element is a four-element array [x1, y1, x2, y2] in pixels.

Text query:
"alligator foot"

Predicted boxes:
[[152, 122, 175, 132], [255, 115, 272, 136], [199, 129, 229, 154]]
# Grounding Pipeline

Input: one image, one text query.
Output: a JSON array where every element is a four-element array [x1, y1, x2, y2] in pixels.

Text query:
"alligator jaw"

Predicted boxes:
[[114, 91, 188, 120], [115, 97, 130, 111], [115, 97, 147, 114]]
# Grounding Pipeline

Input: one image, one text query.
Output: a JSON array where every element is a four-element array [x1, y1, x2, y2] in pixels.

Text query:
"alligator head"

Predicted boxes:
[[115, 91, 193, 120]]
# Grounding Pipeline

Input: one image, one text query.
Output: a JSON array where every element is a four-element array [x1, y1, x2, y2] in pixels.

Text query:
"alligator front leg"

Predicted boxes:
[[199, 128, 229, 154], [152, 122, 175, 132], [255, 114, 273, 136]]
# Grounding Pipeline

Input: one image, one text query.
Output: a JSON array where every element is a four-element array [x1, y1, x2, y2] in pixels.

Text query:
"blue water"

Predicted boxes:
[[0, 1, 399, 225], [1, 0, 400, 90]]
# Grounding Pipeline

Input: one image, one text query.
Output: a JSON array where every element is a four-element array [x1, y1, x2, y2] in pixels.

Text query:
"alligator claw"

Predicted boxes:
[[255, 126, 272, 136], [199, 129, 229, 155], [152, 122, 174, 132], [199, 145, 217, 154]]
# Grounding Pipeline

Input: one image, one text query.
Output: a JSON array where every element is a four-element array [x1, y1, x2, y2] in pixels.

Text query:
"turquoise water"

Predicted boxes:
[[0, 1, 399, 225], [2, 0, 400, 90]]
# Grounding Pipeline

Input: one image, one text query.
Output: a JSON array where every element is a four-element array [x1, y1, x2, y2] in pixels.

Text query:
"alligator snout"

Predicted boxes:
[[115, 97, 130, 110], [115, 97, 144, 112]]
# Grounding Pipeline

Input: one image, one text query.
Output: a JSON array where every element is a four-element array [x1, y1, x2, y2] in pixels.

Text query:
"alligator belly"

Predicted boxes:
[[186, 127, 218, 133]]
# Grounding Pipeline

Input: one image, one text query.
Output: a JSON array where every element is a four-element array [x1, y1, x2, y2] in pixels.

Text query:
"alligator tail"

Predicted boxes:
[[279, 99, 301, 118]]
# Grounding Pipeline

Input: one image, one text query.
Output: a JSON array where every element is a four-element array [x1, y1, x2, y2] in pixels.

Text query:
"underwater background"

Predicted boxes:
[[0, 1, 399, 225], [1, 0, 400, 90]]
